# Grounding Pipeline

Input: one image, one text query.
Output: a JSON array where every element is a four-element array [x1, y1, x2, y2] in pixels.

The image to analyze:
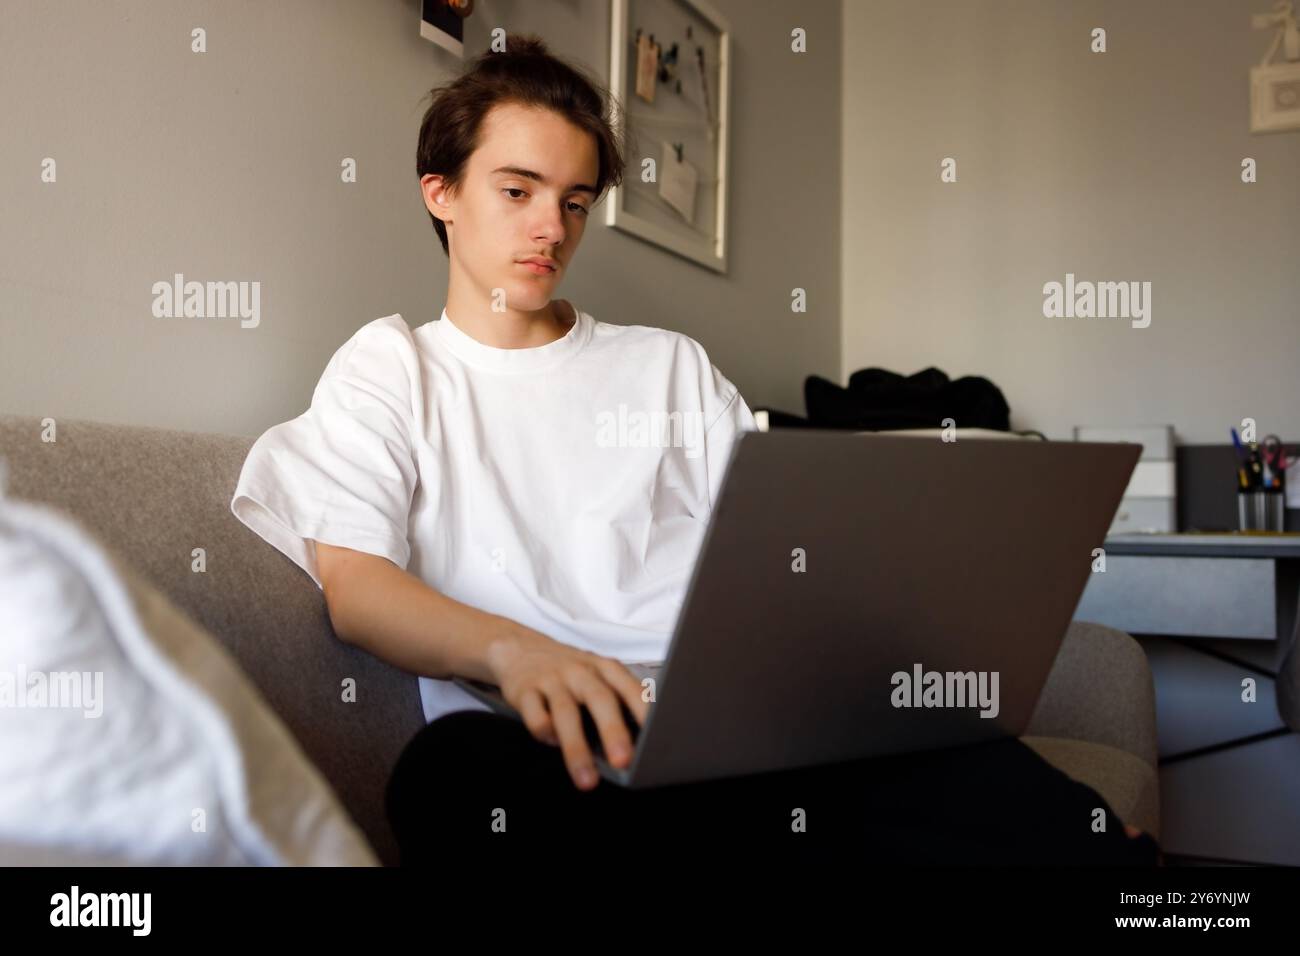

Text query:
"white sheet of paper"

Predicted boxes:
[[1287, 455, 1300, 509], [659, 142, 698, 224]]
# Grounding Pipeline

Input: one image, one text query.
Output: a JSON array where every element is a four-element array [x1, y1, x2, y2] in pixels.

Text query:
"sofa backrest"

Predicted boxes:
[[0, 414, 425, 866]]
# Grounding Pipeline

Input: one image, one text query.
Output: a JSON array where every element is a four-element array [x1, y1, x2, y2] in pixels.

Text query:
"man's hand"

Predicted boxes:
[[311, 540, 651, 792], [486, 624, 651, 791]]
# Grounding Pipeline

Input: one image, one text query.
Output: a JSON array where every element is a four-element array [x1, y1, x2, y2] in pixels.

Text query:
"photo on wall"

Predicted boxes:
[[420, 0, 472, 58]]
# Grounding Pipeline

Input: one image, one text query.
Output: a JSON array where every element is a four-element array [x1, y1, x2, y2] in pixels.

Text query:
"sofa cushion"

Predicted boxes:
[[1021, 736, 1160, 840], [0, 492, 378, 865]]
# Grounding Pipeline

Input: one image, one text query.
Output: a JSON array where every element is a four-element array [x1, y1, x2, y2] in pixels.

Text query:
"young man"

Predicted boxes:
[[231, 35, 749, 791], [231, 36, 1157, 865]]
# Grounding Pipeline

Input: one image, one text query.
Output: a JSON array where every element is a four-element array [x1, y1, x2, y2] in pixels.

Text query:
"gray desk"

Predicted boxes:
[[1075, 533, 1300, 654]]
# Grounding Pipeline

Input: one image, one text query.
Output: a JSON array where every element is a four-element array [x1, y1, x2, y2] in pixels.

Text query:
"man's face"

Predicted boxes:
[[423, 101, 600, 315]]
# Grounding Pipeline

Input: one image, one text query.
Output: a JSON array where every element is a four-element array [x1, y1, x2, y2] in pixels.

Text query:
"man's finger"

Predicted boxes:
[[516, 687, 555, 746], [565, 666, 636, 769], [544, 685, 598, 790], [593, 656, 652, 725]]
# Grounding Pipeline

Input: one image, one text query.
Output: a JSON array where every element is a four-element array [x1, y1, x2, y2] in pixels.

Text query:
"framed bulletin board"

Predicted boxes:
[[606, 0, 731, 273]]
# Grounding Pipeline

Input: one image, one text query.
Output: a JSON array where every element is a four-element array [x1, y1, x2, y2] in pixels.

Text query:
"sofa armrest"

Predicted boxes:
[[1025, 620, 1159, 772]]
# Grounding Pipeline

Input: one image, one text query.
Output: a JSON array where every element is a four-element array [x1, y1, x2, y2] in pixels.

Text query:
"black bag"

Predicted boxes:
[[803, 366, 1011, 431]]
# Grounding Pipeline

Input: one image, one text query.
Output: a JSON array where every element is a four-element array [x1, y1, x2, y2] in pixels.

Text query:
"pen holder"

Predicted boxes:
[[1266, 488, 1285, 531], [1238, 488, 1287, 531], [1238, 489, 1263, 531]]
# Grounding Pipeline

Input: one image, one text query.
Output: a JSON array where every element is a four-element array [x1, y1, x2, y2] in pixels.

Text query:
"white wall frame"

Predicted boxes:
[[606, 0, 731, 273]]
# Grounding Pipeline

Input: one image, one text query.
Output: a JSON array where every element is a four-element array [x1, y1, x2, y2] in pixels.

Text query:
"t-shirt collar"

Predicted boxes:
[[435, 303, 589, 373]]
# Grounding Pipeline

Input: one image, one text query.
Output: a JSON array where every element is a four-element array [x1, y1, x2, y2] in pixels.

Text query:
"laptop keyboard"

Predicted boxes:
[[627, 661, 663, 682]]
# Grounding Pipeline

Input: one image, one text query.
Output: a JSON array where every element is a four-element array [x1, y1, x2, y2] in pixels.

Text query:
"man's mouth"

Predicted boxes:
[[517, 256, 559, 274]]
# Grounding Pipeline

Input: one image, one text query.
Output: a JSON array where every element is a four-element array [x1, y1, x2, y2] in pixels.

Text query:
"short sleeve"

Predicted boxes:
[[229, 315, 421, 590], [703, 376, 759, 510]]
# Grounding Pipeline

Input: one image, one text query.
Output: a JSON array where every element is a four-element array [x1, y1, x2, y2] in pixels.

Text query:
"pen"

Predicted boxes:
[[1231, 427, 1247, 462]]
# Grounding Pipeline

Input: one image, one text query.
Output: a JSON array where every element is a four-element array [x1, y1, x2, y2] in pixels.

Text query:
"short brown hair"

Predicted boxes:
[[416, 34, 627, 257]]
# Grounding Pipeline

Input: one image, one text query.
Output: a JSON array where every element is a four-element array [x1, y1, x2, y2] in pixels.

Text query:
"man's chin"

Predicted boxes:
[[498, 285, 552, 313]]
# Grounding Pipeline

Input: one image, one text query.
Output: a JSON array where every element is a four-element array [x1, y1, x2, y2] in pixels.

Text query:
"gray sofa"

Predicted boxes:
[[0, 413, 1161, 864]]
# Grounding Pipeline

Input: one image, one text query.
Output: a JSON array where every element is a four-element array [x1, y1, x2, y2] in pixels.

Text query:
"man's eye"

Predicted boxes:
[[502, 188, 587, 215]]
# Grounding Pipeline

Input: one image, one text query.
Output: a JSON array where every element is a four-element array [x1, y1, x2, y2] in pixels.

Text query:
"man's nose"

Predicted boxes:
[[533, 210, 566, 245]]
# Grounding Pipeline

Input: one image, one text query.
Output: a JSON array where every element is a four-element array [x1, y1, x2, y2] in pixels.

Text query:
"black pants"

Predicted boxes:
[[386, 710, 1161, 866]]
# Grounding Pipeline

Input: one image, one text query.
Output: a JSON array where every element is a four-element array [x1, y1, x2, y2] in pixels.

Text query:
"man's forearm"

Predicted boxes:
[[317, 547, 517, 682]]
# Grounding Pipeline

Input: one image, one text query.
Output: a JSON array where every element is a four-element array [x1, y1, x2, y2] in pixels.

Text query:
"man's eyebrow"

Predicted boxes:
[[490, 165, 597, 196]]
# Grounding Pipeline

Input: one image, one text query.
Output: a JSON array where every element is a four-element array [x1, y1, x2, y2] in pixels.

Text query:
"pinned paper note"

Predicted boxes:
[[635, 34, 658, 103], [1287, 455, 1300, 509], [658, 141, 698, 224]]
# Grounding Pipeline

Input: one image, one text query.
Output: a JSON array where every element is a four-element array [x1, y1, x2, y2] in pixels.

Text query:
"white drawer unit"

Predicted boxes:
[[1073, 424, 1176, 534]]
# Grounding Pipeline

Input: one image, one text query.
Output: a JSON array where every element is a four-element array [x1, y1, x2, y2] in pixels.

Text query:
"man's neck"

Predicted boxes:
[[443, 294, 574, 350]]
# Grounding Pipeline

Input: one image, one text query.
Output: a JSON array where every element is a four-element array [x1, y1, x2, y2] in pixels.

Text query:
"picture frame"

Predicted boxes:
[[1249, 61, 1300, 132], [420, 0, 468, 58], [606, 0, 731, 273]]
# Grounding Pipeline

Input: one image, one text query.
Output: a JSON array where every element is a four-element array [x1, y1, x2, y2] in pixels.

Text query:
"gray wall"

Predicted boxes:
[[843, 0, 1299, 443], [0, 0, 842, 436]]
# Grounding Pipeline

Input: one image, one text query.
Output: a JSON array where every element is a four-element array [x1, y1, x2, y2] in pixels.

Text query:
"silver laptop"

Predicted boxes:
[[455, 429, 1140, 789]]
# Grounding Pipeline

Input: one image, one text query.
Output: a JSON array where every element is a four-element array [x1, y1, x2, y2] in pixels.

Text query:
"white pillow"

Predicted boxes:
[[0, 491, 377, 866]]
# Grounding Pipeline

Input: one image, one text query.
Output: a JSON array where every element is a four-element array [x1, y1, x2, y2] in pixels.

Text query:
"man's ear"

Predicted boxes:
[[421, 173, 453, 223]]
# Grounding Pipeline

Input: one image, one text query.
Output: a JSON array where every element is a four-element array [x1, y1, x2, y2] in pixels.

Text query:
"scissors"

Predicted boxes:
[[1260, 434, 1289, 489]]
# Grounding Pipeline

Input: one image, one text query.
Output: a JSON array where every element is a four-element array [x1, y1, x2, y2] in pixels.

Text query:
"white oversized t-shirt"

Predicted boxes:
[[229, 305, 757, 724]]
